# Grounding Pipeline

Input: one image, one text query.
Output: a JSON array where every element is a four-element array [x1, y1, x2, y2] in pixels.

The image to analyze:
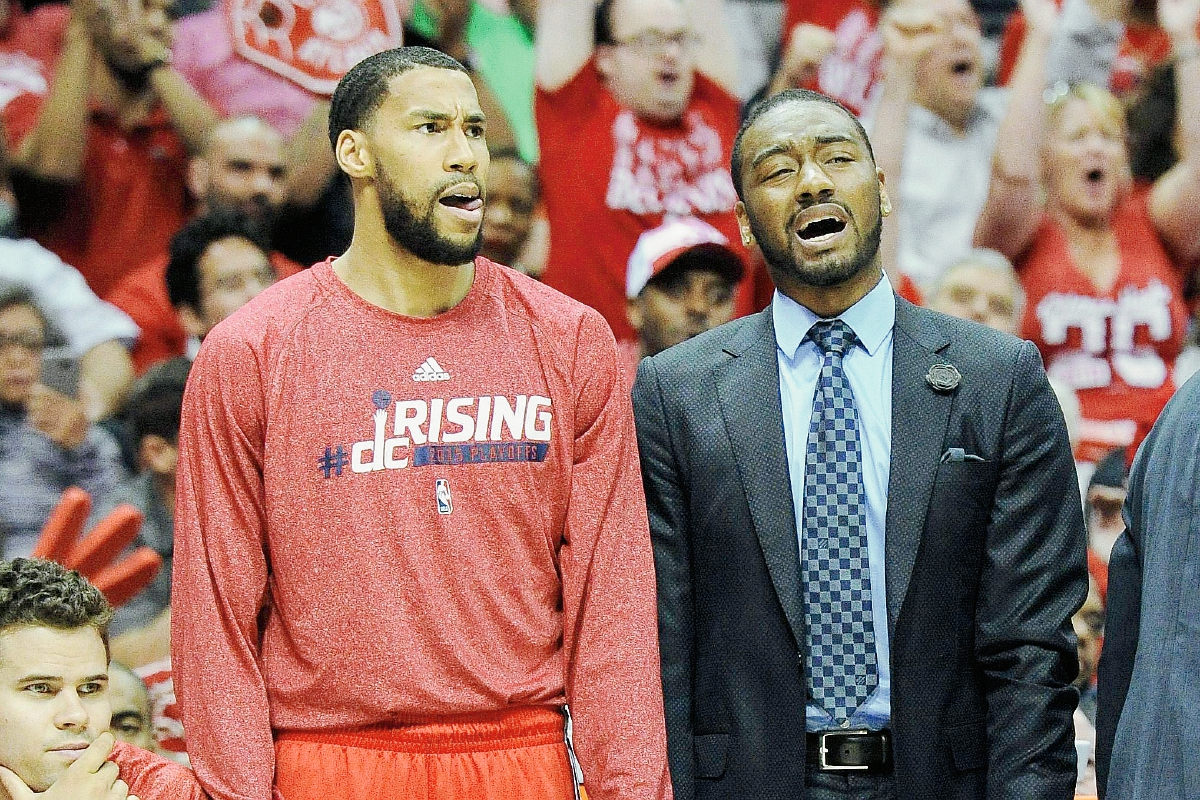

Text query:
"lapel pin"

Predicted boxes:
[[925, 364, 961, 393]]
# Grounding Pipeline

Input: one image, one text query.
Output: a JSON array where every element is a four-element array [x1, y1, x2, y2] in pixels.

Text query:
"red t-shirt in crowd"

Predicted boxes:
[[108, 250, 304, 374], [10, 101, 191, 300], [172, 257, 672, 800], [997, 9, 1197, 98], [1016, 188, 1188, 463], [0, 1, 68, 146], [134, 658, 188, 765], [783, 0, 883, 116], [109, 740, 205, 799], [535, 62, 746, 343]]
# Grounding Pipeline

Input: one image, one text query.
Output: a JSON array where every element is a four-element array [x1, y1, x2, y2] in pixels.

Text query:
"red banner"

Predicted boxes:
[[229, 0, 403, 96]]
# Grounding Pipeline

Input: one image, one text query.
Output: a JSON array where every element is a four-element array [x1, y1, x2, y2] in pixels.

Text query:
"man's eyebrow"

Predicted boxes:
[[409, 110, 488, 125], [749, 143, 795, 170], [814, 134, 860, 148]]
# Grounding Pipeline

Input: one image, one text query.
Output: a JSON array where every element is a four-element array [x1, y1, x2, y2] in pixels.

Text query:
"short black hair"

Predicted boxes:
[[731, 89, 874, 200], [0, 286, 47, 329], [328, 46, 469, 151], [594, 0, 618, 45], [0, 558, 112, 644], [166, 211, 271, 308], [129, 380, 185, 445], [0, 286, 66, 349], [488, 146, 541, 200]]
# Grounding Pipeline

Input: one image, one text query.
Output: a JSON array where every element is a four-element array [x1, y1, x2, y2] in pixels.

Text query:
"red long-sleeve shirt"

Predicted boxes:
[[111, 740, 205, 800], [171, 257, 672, 800]]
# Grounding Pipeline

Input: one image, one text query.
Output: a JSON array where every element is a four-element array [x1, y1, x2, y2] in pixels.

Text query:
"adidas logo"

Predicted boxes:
[[412, 357, 451, 382]]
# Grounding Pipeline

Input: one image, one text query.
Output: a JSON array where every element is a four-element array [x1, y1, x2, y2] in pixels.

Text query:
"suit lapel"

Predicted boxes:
[[717, 309, 805, 648], [885, 300, 954, 636]]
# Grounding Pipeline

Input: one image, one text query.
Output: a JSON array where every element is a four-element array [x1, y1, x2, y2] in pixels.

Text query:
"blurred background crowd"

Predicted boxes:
[[0, 0, 1196, 793]]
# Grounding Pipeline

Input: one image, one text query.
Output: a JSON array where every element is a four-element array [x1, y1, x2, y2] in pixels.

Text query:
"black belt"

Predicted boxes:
[[805, 729, 893, 774]]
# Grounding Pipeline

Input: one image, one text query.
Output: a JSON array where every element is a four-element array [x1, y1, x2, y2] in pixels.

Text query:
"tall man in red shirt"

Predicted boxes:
[[171, 46, 672, 800], [536, 0, 752, 344]]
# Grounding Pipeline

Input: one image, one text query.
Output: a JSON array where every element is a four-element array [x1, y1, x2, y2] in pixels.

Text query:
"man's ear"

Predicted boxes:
[[877, 167, 892, 217], [186, 158, 209, 202], [177, 304, 207, 339], [594, 45, 616, 84], [735, 201, 755, 247], [626, 296, 645, 333], [336, 130, 374, 179]]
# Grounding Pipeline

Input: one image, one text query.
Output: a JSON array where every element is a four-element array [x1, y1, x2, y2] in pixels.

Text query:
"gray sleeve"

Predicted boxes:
[[1045, 0, 1124, 89], [0, 239, 139, 357]]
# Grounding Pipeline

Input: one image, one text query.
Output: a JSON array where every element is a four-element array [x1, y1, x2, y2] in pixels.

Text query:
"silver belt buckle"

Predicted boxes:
[[818, 729, 872, 771]]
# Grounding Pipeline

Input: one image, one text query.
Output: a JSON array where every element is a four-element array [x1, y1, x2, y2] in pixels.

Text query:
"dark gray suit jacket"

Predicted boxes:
[[1095, 371, 1200, 800], [632, 297, 1088, 800]]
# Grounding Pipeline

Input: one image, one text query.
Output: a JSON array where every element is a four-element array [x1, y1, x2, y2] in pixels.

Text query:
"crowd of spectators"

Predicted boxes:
[[0, 0, 1197, 794]]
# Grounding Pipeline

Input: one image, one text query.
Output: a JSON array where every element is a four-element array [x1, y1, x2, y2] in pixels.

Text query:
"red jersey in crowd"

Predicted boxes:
[[134, 658, 189, 765], [535, 61, 747, 343], [1017, 188, 1188, 463], [9, 99, 191, 300], [0, 1, 67, 146], [782, 0, 883, 116], [172, 257, 672, 800]]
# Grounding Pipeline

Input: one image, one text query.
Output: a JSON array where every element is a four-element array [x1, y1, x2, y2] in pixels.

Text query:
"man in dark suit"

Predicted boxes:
[[632, 88, 1088, 800], [1095, 371, 1200, 800]]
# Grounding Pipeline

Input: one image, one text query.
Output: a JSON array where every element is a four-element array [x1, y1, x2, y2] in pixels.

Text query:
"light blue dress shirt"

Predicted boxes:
[[773, 274, 895, 732]]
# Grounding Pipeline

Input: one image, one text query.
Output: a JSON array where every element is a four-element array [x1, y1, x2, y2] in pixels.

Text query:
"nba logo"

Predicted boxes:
[[435, 479, 452, 515]]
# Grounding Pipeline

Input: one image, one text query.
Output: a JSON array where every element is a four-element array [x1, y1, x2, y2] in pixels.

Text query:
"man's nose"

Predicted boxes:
[[54, 691, 90, 730], [796, 159, 835, 200], [252, 169, 279, 194], [444, 128, 479, 173]]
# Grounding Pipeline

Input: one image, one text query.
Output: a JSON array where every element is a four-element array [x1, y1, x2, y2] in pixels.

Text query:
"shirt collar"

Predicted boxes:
[[773, 272, 896, 359]]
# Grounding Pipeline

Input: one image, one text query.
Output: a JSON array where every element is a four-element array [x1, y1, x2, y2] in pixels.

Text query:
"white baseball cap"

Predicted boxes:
[[626, 217, 744, 299]]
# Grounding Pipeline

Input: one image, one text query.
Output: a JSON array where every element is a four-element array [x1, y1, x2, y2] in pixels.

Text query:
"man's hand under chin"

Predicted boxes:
[[0, 733, 141, 800]]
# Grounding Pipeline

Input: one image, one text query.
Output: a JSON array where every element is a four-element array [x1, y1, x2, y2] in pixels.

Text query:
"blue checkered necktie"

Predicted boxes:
[[802, 318, 878, 725]]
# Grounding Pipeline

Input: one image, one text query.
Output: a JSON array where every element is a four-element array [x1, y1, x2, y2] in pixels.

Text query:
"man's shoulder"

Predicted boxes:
[[898, 301, 1031, 370], [203, 265, 322, 348], [691, 72, 741, 121], [111, 741, 204, 800], [487, 258, 614, 342], [644, 312, 771, 379]]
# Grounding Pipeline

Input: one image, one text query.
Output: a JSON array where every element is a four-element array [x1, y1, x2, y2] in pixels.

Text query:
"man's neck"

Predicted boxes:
[[777, 265, 884, 319], [334, 227, 476, 318]]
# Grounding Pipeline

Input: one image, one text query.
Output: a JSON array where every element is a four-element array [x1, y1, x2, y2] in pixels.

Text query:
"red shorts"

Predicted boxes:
[[274, 706, 578, 800]]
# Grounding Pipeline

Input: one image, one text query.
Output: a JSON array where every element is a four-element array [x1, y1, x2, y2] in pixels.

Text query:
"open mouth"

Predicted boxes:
[[1085, 168, 1105, 183], [798, 216, 847, 240], [951, 59, 974, 75], [438, 193, 483, 212]]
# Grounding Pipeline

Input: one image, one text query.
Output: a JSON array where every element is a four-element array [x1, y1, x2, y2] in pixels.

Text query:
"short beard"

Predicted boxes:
[[378, 167, 482, 266], [751, 206, 882, 289]]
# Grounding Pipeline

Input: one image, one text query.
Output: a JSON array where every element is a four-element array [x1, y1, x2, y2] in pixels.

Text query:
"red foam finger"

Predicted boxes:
[[92, 548, 163, 608], [67, 505, 144, 578], [32, 487, 92, 563]]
